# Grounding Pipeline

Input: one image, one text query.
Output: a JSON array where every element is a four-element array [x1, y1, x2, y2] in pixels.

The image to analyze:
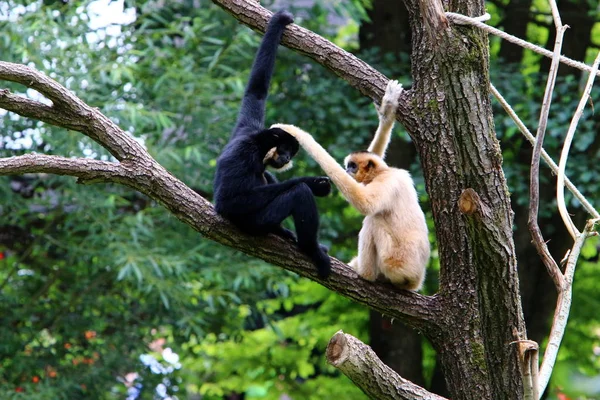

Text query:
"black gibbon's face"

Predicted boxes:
[[261, 128, 299, 172]]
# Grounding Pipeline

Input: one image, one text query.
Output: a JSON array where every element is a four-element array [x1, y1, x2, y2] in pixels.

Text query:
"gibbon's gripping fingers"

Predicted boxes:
[[378, 80, 403, 121], [306, 176, 332, 197], [270, 10, 294, 26]]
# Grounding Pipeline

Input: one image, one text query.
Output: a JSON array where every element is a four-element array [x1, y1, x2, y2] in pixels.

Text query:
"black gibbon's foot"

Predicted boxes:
[[319, 243, 329, 253], [271, 10, 294, 25], [312, 247, 331, 278], [306, 177, 332, 197], [274, 226, 297, 243]]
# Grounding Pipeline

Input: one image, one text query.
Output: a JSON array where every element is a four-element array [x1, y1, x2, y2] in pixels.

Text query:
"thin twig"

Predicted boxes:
[[537, 219, 598, 395], [556, 52, 600, 239], [490, 84, 600, 220], [528, 22, 568, 291]]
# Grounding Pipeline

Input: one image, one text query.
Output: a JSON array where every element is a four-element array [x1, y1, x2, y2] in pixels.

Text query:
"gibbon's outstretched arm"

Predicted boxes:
[[367, 80, 403, 159], [232, 11, 294, 136], [271, 124, 385, 216]]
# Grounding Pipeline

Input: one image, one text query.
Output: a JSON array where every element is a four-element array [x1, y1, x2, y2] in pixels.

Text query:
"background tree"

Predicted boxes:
[[1, 0, 599, 399]]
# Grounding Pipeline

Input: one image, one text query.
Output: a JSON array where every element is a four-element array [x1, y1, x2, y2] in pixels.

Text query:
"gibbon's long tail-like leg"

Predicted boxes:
[[232, 11, 293, 136], [367, 80, 403, 159]]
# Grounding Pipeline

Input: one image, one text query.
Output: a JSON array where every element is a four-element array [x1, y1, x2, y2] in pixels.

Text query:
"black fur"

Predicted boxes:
[[213, 11, 331, 278]]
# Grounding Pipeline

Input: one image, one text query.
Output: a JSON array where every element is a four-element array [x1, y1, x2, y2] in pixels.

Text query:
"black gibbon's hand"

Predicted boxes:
[[270, 10, 294, 26], [305, 177, 331, 197]]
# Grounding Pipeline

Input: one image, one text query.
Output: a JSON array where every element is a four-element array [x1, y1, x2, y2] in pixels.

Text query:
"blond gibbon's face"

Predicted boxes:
[[344, 152, 385, 184]]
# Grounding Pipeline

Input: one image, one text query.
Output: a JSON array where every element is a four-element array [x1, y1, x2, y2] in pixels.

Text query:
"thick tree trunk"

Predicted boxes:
[[3, 1, 533, 398], [403, 0, 527, 396]]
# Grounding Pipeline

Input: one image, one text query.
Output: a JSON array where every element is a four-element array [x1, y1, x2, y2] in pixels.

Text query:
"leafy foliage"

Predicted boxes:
[[1, 0, 599, 398]]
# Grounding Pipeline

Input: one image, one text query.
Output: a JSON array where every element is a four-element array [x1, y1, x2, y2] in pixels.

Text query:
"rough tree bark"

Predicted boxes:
[[1, 0, 531, 398]]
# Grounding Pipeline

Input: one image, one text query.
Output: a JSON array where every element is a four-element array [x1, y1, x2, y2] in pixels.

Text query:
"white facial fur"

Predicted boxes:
[[269, 160, 293, 172], [263, 146, 293, 172]]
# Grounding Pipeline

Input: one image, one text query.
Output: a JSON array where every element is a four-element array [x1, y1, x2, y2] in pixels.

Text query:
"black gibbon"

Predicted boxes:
[[213, 11, 332, 278], [272, 80, 430, 290]]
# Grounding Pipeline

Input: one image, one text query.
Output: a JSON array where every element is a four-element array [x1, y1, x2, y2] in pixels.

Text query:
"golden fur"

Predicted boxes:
[[271, 80, 430, 290]]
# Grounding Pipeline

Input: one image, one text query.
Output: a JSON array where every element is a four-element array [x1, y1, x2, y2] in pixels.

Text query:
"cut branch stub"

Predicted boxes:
[[326, 331, 448, 400], [458, 188, 491, 219]]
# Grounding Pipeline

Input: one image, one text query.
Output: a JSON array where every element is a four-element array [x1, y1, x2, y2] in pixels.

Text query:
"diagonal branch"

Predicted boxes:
[[0, 89, 70, 128], [0, 62, 146, 161], [0, 64, 442, 335], [490, 84, 599, 220], [445, 13, 600, 77], [327, 331, 448, 400], [210, 0, 419, 133]]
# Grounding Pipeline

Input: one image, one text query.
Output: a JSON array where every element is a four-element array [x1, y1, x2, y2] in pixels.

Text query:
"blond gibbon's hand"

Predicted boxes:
[[378, 80, 403, 122], [270, 123, 302, 137]]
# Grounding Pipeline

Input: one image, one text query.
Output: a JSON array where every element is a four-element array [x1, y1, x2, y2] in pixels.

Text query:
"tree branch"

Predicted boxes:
[[0, 61, 146, 161], [0, 66, 441, 335], [527, 18, 567, 291], [210, 0, 419, 133], [326, 331, 447, 400], [489, 84, 600, 220], [0, 154, 126, 184], [556, 52, 600, 240], [538, 219, 598, 395]]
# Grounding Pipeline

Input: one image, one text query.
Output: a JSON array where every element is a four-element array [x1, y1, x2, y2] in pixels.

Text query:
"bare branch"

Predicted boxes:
[[0, 153, 126, 183], [210, 0, 418, 132], [513, 340, 539, 400], [0, 61, 86, 111], [0, 58, 442, 335], [0, 61, 146, 161], [326, 331, 448, 400], [490, 84, 599, 220], [538, 219, 598, 395], [557, 52, 600, 240], [0, 89, 71, 128], [527, 21, 568, 291]]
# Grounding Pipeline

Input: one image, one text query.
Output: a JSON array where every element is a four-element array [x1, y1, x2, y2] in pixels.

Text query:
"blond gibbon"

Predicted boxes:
[[272, 80, 430, 290]]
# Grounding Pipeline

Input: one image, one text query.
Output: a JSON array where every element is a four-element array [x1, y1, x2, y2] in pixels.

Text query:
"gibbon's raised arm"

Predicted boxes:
[[367, 80, 403, 159], [271, 124, 382, 215], [232, 13, 292, 136]]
